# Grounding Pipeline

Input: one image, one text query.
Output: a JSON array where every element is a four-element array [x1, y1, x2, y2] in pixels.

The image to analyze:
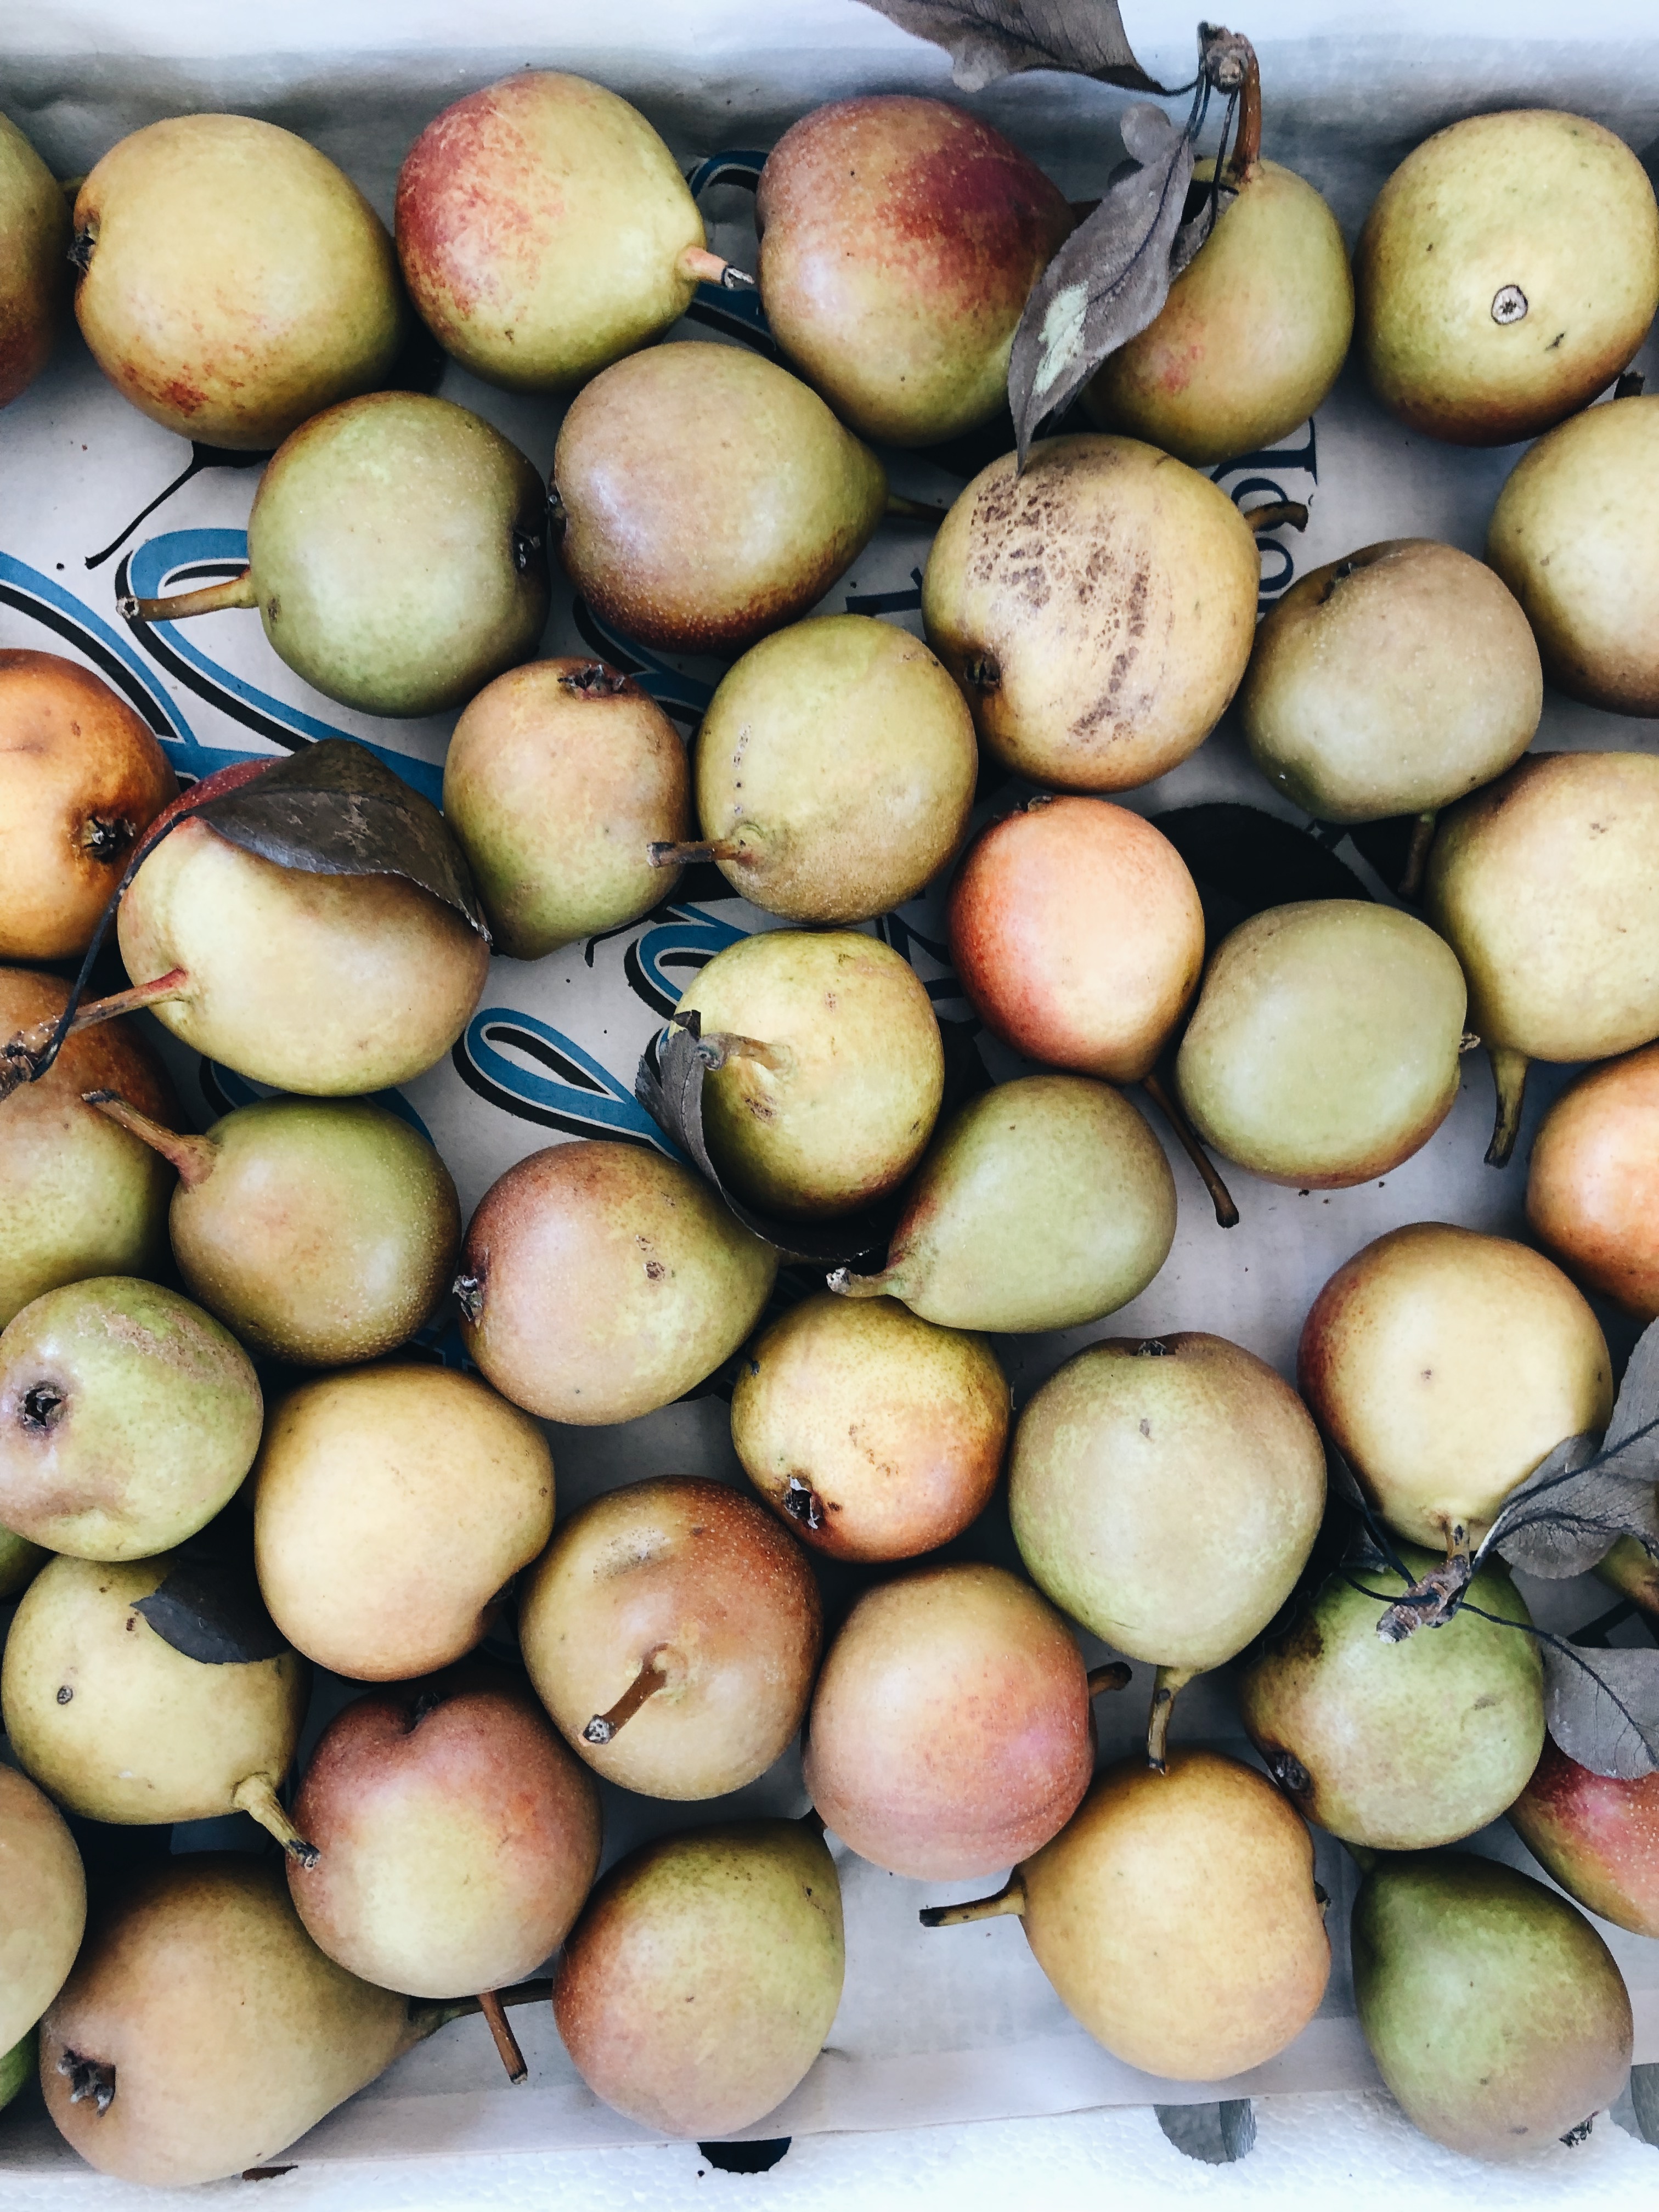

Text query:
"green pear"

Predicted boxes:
[[0, 1765, 87, 2057], [921, 434, 1260, 792], [0, 967, 179, 1329], [72, 114, 406, 450], [1351, 1854, 1633, 2161], [554, 1820, 844, 2138], [456, 1140, 777, 1424], [675, 929, 944, 1220], [0, 1521, 47, 1596], [1424, 751, 1659, 1162], [443, 657, 692, 959], [552, 341, 887, 656], [0, 1276, 262, 1560], [1299, 1222, 1612, 1555], [0, 115, 72, 408], [89, 1093, 461, 1367], [1526, 1042, 1659, 1321], [681, 615, 977, 924], [123, 393, 550, 718], [1355, 109, 1659, 446], [1173, 901, 1468, 1187], [1488, 393, 1659, 716], [1, 2030, 33, 2114], [1, 1550, 312, 1858], [1240, 1545, 1544, 1849], [1241, 540, 1542, 827], [833, 1074, 1175, 1334]]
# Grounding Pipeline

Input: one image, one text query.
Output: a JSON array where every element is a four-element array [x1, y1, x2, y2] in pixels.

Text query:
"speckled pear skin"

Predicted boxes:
[[0, 1765, 86, 2056], [1527, 1043, 1659, 1321], [1509, 1739, 1659, 1939]]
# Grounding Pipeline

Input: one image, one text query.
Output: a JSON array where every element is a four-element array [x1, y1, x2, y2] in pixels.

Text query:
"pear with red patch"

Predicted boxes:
[[1509, 1736, 1659, 1939]]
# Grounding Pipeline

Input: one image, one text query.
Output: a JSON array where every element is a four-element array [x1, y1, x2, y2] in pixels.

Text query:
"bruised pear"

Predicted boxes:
[[0, 1766, 86, 2057], [1527, 1044, 1659, 1321], [0, 114, 72, 408]]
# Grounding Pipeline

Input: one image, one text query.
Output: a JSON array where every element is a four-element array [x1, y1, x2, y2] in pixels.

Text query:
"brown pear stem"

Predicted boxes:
[[583, 1654, 669, 1745], [406, 1978, 553, 2051], [699, 1030, 791, 1076], [1243, 500, 1308, 536], [82, 1091, 219, 1186], [1398, 812, 1438, 900], [1228, 40, 1262, 180], [826, 1265, 895, 1301], [885, 492, 951, 521], [677, 245, 756, 290], [2, 969, 190, 1104], [232, 1775, 319, 1869], [1485, 1045, 1530, 1167], [1087, 1662, 1133, 1698], [1141, 1071, 1239, 1229], [121, 570, 259, 623], [919, 1875, 1027, 1929], [477, 1990, 528, 2084], [648, 839, 744, 870], [1147, 1664, 1198, 1773]]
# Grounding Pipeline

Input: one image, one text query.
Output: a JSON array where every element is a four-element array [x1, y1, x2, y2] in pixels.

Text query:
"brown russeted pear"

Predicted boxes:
[[674, 616, 978, 924], [731, 1290, 1009, 1562], [922, 435, 1260, 792], [0, 114, 72, 408], [0, 968, 180, 1328], [88, 1093, 461, 1366], [833, 1074, 1176, 1333], [0, 651, 178, 960], [553, 1820, 844, 2138], [1487, 393, 1659, 716], [1355, 110, 1659, 446], [552, 342, 887, 657], [0, 1765, 87, 2057], [455, 1141, 777, 1424], [1424, 751, 1659, 1163], [0, 1276, 262, 1560], [253, 1363, 554, 1681], [1527, 1044, 1659, 1321], [397, 72, 711, 394], [443, 658, 692, 958], [519, 1476, 821, 1801], [1240, 1545, 1544, 1849], [674, 929, 944, 1219], [1509, 1737, 1659, 1939], [1351, 1853, 1633, 2162], [923, 1750, 1330, 2080], [1, 1550, 312, 1860], [1299, 1222, 1613, 1556], [72, 115, 407, 449]]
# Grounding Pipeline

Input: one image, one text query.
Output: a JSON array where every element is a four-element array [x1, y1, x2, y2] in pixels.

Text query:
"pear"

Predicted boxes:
[[673, 929, 945, 1220], [0, 1276, 262, 1560], [115, 815, 489, 1095], [833, 1074, 1176, 1334], [731, 1290, 1009, 1562], [38, 1855, 427, 2186], [1240, 1545, 1544, 1849], [679, 615, 977, 925], [1355, 109, 1659, 446], [72, 114, 405, 450], [123, 392, 549, 718], [0, 651, 177, 962], [0, 968, 179, 1328], [443, 658, 691, 960], [1240, 541, 1542, 833], [754, 94, 1074, 447], [948, 798, 1205, 1084], [1, 1550, 312, 1858], [1527, 1043, 1659, 1321], [1351, 1853, 1633, 2161], [88, 1093, 461, 1366], [253, 1363, 554, 1682], [1299, 1222, 1612, 1556], [1487, 393, 1659, 716], [1599, 1533, 1659, 1621], [803, 1562, 1095, 1880], [456, 1141, 776, 1425], [1173, 902, 1468, 1188], [921, 435, 1260, 792], [1509, 1736, 1659, 1939], [552, 342, 887, 657], [397, 71, 710, 393], [0, 1766, 87, 2058], [923, 1750, 1330, 2080], [0, 1521, 47, 1597], [1, 2032, 32, 2114], [1424, 751, 1659, 1163], [1086, 158, 1353, 467], [0, 114, 72, 408], [554, 1820, 844, 2138], [519, 1476, 821, 1801], [1009, 1333, 1325, 1757]]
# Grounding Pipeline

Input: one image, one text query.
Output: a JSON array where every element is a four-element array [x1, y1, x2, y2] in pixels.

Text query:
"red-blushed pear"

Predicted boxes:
[[253, 1364, 554, 1682], [0, 115, 72, 408], [397, 72, 710, 394], [1527, 1043, 1659, 1321], [0, 652, 177, 960], [0, 1766, 86, 2058], [289, 1671, 601, 2083], [922, 1750, 1329, 2080], [1509, 1737, 1659, 1939], [754, 95, 1074, 447], [554, 1820, 843, 2138], [518, 1476, 821, 1802], [455, 1142, 776, 1425]]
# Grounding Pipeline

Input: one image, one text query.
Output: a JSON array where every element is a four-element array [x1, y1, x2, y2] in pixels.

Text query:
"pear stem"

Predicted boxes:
[[1228, 40, 1262, 180], [1141, 1071, 1239, 1229], [477, 1990, 528, 2084], [648, 839, 744, 870], [1243, 500, 1308, 537], [1147, 1664, 1198, 1773], [1, 969, 190, 1104], [677, 245, 756, 291], [583, 1653, 669, 1745], [698, 1029, 791, 1076], [919, 1875, 1028, 1929], [81, 1091, 219, 1187], [1087, 1662, 1133, 1698], [885, 492, 951, 522], [120, 571, 260, 623], [826, 1264, 895, 1301], [1485, 1045, 1530, 1167], [232, 1775, 319, 1869], [406, 1979, 552, 2051], [1397, 812, 1438, 900]]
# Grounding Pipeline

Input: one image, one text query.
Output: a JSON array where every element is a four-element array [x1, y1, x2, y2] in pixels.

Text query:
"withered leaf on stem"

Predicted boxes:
[[851, 0, 1169, 93], [1540, 1639, 1659, 1781]]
